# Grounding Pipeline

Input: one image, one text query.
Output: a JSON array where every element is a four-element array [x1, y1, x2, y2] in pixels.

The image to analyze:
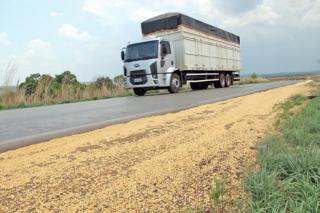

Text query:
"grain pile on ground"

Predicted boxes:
[[0, 82, 311, 212]]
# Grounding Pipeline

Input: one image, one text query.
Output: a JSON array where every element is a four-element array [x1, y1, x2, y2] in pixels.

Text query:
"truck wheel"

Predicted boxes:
[[133, 88, 146, 96], [190, 82, 200, 90], [201, 82, 209, 90], [225, 73, 231, 87], [217, 73, 226, 88], [191, 82, 208, 90], [168, 73, 181, 93]]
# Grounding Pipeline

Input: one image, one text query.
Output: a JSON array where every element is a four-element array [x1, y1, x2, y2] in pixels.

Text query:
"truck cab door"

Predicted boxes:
[[160, 41, 174, 73]]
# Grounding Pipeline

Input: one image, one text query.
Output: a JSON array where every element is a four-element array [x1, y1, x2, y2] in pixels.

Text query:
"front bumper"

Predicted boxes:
[[125, 72, 170, 89]]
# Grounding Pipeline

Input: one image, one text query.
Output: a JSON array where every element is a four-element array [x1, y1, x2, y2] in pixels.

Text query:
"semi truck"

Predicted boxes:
[[121, 12, 241, 96]]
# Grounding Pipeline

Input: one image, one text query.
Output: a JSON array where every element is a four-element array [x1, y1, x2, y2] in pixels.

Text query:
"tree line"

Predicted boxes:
[[18, 71, 125, 96]]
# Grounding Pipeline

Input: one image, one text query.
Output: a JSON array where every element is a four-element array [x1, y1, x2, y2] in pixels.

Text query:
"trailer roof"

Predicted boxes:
[[141, 12, 240, 44]]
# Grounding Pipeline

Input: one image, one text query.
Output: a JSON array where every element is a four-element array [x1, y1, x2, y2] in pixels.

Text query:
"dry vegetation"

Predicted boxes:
[[0, 81, 130, 110], [238, 73, 270, 85], [0, 67, 131, 110]]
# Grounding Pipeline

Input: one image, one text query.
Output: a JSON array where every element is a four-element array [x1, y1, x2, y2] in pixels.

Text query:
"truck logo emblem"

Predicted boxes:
[[134, 64, 140, 68]]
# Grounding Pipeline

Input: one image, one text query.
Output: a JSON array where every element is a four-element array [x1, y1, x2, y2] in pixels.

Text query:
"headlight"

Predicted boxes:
[[150, 62, 157, 78]]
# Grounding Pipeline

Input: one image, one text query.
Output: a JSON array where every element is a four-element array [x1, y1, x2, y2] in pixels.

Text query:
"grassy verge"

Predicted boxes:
[[0, 70, 132, 110], [238, 76, 270, 85], [0, 86, 132, 110], [245, 93, 320, 212]]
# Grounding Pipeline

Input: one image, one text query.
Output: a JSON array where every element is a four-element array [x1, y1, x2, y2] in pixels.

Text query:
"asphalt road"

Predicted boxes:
[[0, 81, 297, 152]]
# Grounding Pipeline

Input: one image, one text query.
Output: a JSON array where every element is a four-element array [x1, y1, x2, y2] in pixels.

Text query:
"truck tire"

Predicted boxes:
[[168, 73, 181, 93], [216, 73, 226, 88], [133, 88, 146, 96], [200, 82, 209, 90], [225, 73, 231, 87], [190, 82, 208, 90], [190, 82, 200, 90]]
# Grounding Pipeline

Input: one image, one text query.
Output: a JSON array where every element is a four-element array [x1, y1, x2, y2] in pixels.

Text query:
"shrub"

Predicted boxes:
[[0, 71, 131, 110], [55, 71, 78, 85], [95, 76, 114, 89], [250, 73, 258, 79], [19, 73, 41, 96], [113, 75, 125, 86]]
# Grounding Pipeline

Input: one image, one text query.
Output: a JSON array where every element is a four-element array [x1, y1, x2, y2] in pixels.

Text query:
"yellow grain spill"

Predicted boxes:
[[0, 81, 311, 212]]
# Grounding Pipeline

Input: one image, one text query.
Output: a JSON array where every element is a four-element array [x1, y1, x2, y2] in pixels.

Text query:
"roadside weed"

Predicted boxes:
[[210, 178, 226, 205], [245, 96, 320, 212]]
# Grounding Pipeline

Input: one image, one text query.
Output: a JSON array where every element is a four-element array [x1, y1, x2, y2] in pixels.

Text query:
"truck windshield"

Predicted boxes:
[[125, 41, 158, 62]]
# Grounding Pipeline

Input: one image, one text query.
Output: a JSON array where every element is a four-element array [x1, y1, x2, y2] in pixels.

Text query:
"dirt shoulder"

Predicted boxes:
[[0, 81, 311, 212]]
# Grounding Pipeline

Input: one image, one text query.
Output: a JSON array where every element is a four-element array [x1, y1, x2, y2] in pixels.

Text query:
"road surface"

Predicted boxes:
[[0, 81, 297, 152]]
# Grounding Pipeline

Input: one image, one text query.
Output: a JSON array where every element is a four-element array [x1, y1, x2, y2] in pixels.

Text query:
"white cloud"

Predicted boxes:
[[28, 39, 51, 50], [0, 39, 55, 85], [221, 3, 280, 28], [50, 11, 63, 17], [129, 9, 164, 22], [18, 39, 53, 68], [82, 0, 107, 17], [302, 0, 320, 26], [58, 24, 92, 41], [83, 0, 127, 17], [82, 0, 186, 21], [0, 32, 11, 46]]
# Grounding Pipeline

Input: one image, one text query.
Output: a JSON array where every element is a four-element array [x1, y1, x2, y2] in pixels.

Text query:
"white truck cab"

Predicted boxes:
[[122, 38, 180, 96], [121, 13, 241, 96]]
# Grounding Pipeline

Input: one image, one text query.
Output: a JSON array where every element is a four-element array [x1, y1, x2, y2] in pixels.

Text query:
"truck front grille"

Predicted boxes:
[[129, 70, 148, 85]]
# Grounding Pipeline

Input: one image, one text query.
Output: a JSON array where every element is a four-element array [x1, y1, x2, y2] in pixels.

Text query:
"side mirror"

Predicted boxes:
[[161, 46, 167, 58], [121, 50, 125, 61]]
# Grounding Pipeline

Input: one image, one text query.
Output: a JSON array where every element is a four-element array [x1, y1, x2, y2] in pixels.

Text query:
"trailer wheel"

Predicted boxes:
[[168, 73, 181, 93], [201, 82, 209, 90], [217, 73, 226, 88], [133, 88, 146, 96], [190, 82, 200, 90], [190, 82, 208, 90], [225, 73, 231, 87]]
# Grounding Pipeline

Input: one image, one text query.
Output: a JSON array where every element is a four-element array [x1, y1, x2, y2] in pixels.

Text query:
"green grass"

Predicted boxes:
[[210, 178, 226, 205], [275, 95, 307, 123], [245, 96, 320, 212]]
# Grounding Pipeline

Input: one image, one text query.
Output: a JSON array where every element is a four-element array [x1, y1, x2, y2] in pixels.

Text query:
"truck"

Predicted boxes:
[[121, 12, 241, 96]]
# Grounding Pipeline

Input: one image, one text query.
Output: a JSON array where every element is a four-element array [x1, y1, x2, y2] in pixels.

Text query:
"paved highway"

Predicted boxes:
[[0, 81, 297, 152]]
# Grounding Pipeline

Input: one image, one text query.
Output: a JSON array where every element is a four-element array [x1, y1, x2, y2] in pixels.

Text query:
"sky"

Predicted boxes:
[[0, 0, 320, 85]]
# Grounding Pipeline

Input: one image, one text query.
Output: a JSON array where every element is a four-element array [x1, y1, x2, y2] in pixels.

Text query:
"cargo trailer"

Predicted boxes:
[[121, 12, 241, 96]]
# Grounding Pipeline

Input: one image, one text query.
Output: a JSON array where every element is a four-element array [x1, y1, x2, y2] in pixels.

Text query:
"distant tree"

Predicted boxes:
[[19, 73, 41, 95], [96, 76, 114, 89], [55, 71, 78, 85], [19, 71, 81, 96], [251, 73, 258, 79], [39, 74, 61, 96], [113, 75, 125, 86], [39, 74, 53, 84]]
